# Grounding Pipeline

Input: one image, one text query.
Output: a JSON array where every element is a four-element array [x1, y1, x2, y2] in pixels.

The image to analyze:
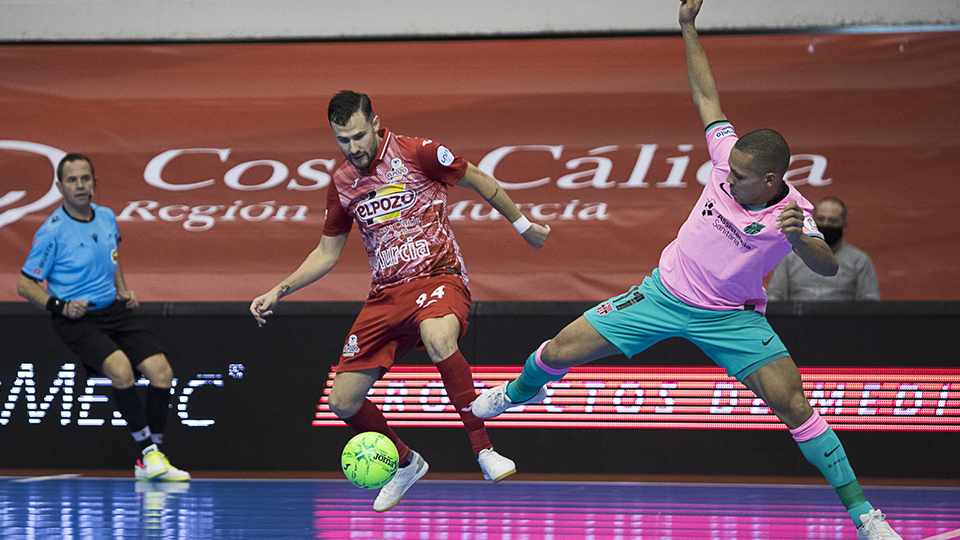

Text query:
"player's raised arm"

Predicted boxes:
[[249, 232, 349, 326], [680, 0, 726, 128], [456, 163, 550, 249]]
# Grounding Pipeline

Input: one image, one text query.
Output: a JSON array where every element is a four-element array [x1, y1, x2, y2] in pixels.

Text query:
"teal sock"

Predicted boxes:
[[505, 350, 565, 402], [838, 483, 873, 527], [796, 427, 871, 526]]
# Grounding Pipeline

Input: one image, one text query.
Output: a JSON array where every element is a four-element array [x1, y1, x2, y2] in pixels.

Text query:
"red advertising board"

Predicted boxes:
[[2, 32, 958, 301], [314, 366, 960, 431]]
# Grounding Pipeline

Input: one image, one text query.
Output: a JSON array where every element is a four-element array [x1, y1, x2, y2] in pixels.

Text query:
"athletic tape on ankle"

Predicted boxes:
[[790, 411, 830, 442], [534, 340, 568, 376]]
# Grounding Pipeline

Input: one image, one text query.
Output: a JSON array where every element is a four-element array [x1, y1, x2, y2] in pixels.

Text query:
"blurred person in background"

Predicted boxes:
[[767, 196, 880, 301]]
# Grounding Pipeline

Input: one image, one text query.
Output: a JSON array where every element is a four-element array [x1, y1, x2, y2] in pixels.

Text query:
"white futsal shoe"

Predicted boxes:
[[857, 509, 903, 540], [478, 448, 516, 483], [135, 446, 191, 482], [373, 450, 429, 513], [471, 382, 547, 419], [135, 447, 167, 480]]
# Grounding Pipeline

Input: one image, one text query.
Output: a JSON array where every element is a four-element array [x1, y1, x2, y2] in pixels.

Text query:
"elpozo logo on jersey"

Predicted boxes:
[[355, 183, 417, 225], [384, 157, 409, 182]]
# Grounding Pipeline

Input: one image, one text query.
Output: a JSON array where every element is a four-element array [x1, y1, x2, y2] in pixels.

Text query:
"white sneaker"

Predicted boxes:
[[135, 445, 166, 480], [857, 509, 904, 540], [373, 450, 428, 513], [156, 454, 191, 482], [478, 448, 516, 483], [134, 448, 190, 482], [471, 382, 547, 419]]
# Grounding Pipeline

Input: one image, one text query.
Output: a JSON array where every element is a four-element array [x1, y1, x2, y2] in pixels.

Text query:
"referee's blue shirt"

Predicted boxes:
[[22, 204, 120, 310]]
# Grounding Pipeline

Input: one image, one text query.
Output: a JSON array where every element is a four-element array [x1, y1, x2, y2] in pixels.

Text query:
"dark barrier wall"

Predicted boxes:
[[1, 301, 958, 478]]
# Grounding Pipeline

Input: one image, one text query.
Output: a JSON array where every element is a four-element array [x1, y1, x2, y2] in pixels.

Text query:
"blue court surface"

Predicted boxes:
[[1, 475, 958, 539]]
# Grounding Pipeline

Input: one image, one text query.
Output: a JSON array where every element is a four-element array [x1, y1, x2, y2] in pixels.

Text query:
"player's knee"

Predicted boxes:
[[107, 370, 136, 388], [426, 342, 458, 363], [151, 364, 174, 388], [140, 354, 174, 387], [773, 391, 813, 427], [327, 393, 361, 419], [789, 392, 813, 415], [102, 354, 136, 387]]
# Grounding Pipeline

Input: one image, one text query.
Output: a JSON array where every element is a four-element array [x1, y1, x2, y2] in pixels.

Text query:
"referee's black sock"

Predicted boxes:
[[145, 385, 172, 447], [112, 385, 152, 451]]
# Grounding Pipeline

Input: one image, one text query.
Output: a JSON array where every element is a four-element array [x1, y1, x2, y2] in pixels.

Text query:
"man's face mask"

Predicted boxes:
[[819, 226, 843, 246]]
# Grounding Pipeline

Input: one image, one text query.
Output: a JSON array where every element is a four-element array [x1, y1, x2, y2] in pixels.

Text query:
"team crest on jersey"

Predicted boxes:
[[596, 302, 614, 316], [701, 198, 716, 217], [355, 183, 417, 225], [804, 216, 818, 232], [380, 157, 409, 182], [743, 222, 765, 235], [343, 335, 360, 357]]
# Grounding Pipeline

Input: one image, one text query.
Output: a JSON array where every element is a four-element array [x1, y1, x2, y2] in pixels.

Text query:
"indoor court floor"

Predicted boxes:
[[1, 474, 959, 539]]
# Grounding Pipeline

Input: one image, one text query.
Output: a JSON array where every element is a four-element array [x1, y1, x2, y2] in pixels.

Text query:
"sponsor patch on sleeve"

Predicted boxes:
[[437, 145, 455, 167], [714, 127, 735, 138]]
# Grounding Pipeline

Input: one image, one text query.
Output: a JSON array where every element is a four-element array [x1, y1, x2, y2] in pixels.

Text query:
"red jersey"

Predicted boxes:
[[323, 128, 470, 297]]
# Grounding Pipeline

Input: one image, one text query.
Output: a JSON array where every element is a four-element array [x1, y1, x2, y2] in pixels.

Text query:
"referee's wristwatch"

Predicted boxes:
[[46, 296, 66, 315]]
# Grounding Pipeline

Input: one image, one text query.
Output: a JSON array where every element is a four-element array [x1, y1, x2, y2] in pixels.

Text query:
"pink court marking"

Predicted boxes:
[[923, 529, 960, 540]]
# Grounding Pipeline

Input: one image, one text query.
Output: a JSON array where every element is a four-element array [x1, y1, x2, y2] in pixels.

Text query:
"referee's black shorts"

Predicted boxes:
[[51, 299, 165, 375]]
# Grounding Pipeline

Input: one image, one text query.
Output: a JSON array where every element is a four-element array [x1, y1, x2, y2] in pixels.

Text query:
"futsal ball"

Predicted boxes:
[[341, 432, 399, 489]]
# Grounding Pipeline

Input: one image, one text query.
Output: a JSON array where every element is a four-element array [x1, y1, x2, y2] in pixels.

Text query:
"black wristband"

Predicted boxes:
[[45, 296, 65, 314]]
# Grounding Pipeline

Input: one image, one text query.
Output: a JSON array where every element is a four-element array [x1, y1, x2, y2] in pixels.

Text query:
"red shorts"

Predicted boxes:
[[332, 275, 471, 374]]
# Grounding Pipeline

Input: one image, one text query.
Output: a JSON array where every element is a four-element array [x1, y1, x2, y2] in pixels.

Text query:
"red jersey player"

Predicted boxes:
[[250, 90, 550, 512]]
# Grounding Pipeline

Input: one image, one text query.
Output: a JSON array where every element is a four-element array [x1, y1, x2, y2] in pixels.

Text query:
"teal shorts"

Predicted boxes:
[[583, 269, 789, 382]]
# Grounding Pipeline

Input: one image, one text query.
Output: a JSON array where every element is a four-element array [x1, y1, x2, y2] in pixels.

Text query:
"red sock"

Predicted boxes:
[[436, 350, 492, 454], [342, 399, 410, 464]]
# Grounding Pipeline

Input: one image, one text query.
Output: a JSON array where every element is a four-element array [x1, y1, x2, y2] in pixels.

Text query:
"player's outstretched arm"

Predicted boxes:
[[249, 232, 349, 326], [456, 163, 550, 249], [680, 0, 726, 129]]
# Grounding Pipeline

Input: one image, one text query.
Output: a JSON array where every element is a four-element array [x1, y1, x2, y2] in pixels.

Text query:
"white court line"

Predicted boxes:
[[922, 529, 960, 540], [11, 474, 81, 483]]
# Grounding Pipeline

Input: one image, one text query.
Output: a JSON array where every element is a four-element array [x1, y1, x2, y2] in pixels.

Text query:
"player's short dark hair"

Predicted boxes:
[[734, 129, 791, 178], [328, 90, 373, 126], [817, 196, 848, 221], [57, 153, 95, 182]]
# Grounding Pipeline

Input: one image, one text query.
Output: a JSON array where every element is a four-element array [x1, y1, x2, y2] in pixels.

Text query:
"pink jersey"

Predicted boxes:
[[324, 128, 469, 297], [658, 122, 821, 314]]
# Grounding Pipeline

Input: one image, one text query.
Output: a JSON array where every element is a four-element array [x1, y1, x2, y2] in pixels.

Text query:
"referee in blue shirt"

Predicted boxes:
[[17, 153, 189, 482]]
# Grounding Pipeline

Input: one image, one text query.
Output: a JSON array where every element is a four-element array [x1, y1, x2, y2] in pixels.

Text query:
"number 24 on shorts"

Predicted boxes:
[[415, 285, 446, 308]]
